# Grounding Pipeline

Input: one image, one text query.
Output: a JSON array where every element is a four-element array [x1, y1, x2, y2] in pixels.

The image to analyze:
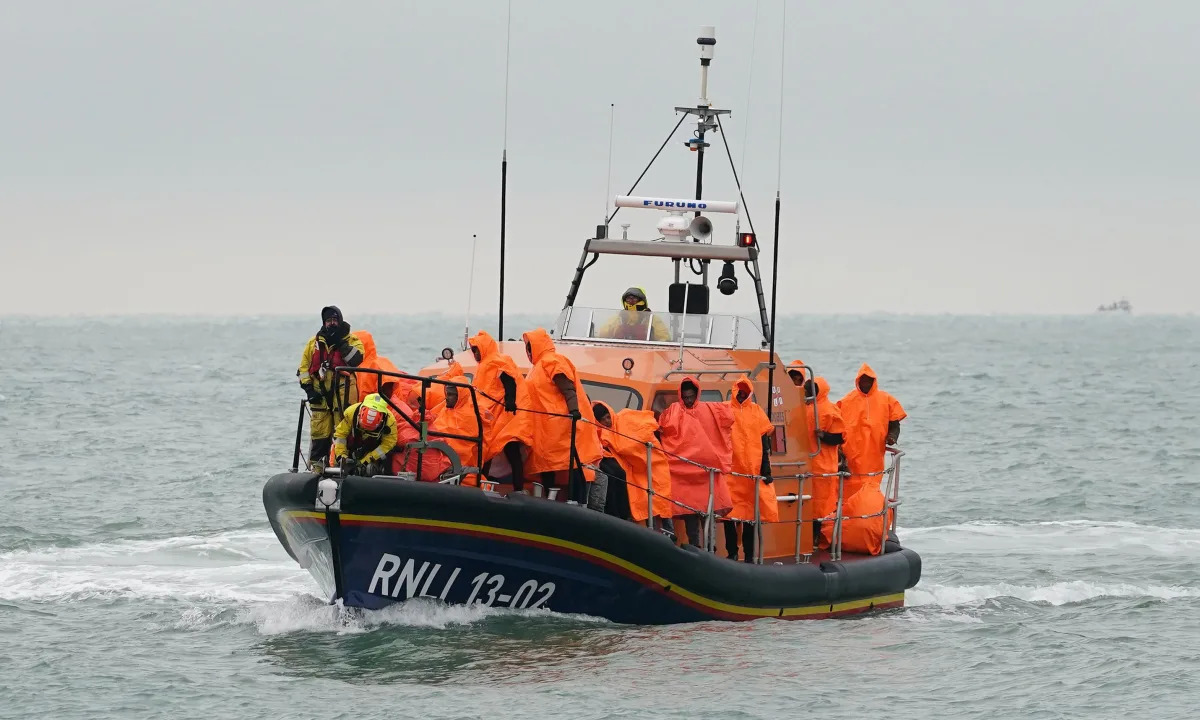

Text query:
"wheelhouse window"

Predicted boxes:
[[582, 380, 644, 411]]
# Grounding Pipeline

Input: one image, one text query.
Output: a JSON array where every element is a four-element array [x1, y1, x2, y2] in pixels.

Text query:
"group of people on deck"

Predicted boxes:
[[297, 303, 906, 560]]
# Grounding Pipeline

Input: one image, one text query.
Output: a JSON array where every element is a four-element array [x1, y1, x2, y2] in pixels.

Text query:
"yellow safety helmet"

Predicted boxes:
[[362, 393, 389, 413]]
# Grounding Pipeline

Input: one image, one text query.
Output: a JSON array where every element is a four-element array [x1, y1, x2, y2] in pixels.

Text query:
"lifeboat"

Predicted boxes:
[[262, 26, 921, 624]]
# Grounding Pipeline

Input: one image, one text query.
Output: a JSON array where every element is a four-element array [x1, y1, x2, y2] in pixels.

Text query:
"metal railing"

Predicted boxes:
[[292, 365, 488, 482], [290, 369, 904, 565]]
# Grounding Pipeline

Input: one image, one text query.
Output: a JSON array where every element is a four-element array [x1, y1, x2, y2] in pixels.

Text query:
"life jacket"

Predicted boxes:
[[308, 337, 347, 381], [613, 312, 652, 339]]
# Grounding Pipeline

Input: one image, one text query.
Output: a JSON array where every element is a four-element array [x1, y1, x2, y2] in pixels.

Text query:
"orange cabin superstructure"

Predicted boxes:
[[418, 317, 819, 563]]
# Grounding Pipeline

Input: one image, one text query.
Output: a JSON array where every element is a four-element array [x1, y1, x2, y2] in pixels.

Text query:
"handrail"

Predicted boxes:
[[290, 399, 307, 473], [662, 361, 772, 381], [298, 368, 904, 564], [330, 365, 486, 482]]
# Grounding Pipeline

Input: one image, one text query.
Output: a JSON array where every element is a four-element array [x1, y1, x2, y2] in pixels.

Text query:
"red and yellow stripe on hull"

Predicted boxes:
[[286, 510, 905, 621]]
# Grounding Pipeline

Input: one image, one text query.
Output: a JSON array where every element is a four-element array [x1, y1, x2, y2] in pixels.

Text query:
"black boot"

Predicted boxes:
[[684, 515, 704, 549], [309, 438, 332, 472], [504, 442, 526, 491], [724, 521, 740, 560], [743, 522, 757, 563]]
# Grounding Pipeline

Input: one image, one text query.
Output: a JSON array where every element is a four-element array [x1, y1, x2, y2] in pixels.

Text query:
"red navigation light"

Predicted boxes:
[[738, 232, 756, 247]]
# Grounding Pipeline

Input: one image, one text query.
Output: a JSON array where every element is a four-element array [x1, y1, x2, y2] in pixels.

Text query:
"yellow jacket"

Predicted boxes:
[[333, 402, 399, 462], [596, 310, 671, 341], [297, 333, 366, 407]]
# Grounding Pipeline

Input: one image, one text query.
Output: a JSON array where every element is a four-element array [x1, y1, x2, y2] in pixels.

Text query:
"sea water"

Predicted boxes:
[[2, 314, 1197, 719]]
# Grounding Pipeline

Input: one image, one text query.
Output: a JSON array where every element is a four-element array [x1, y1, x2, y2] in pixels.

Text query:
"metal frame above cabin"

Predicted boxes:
[[586, 238, 756, 262]]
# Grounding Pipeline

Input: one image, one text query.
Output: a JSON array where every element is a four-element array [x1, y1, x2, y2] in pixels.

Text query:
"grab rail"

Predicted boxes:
[[294, 368, 904, 565], [293, 365, 487, 482]]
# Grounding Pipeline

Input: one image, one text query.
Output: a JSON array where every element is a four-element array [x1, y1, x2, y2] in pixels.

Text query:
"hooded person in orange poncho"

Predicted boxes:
[[837, 473, 893, 555], [724, 376, 777, 562], [837, 364, 905, 496], [467, 330, 535, 491], [521, 328, 603, 501], [590, 401, 630, 520], [592, 401, 675, 525], [351, 330, 413, 403], [803, 376, 845, 548], [410, 383, 490, 485], [657, 376, 735, 549], [399, 359, 467, 426], [785, 359, 809, 388], [376, 387, 423, 477]]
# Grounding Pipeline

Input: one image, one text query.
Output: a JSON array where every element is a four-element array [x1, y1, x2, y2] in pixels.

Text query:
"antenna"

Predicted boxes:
[[737, 0, 762, 233], [498, 0, 513, 340], [464, 233, 479, 350], [691, 26, 716, 214], [602, 103, 615, 232], [764, 0, 787, 420]]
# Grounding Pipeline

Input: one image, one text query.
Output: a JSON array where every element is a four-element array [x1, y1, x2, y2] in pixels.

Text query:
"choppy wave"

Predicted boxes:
[[909, 580, 1200, 608], [0, 529, 310, 604], [226, 595, 598, 636], [900, 519, 1200, 555], [0, 529, 604, 636]]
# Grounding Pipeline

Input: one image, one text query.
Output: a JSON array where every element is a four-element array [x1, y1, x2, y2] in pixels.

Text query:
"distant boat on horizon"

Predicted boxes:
[[1097, 297, 1132, 313]]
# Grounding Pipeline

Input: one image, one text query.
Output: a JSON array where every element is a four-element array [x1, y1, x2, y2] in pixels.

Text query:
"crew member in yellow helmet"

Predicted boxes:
[[597, 287, 671, 341], [333, 393, 399, 476]]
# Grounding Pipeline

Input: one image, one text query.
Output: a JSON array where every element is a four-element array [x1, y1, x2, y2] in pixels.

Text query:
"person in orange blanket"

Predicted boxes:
[[397, 381, 486, 483], [351, 330, 411, 403], [420, 359, 467, 418], [591, 402, 630, 519], [804, 376, 845, 548], [424, 383, 490, 485], [522, 328, 603, 502], [467, 330, 534, 491], [837, 364, 906, 495], [785, 358, 809, 387], [593, 401, 675, 527], [374, 384, 422, 477], [657, 376, 734, 549], [724, 376, 776, 562]]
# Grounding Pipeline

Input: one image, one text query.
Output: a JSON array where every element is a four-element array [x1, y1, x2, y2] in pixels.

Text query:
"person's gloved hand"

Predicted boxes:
[[568, 409, 582, 421], [303, 385, 321, 404], [762, 472, 773, 486], [885, 431, 899, 446], [500, 374, 518, 413]]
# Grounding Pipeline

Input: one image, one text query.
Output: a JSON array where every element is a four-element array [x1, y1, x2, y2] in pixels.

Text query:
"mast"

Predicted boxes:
[[498, 1, 513, 340], [691, 28, 716, 287], [764, 2, 787, 420]]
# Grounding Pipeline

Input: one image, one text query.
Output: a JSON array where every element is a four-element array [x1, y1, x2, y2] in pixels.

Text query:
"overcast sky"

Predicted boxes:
[[2, 0, 1196, 317]]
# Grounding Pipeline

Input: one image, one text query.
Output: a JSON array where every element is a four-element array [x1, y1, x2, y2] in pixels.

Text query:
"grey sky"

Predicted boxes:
[[2, 0, 1196, 317]]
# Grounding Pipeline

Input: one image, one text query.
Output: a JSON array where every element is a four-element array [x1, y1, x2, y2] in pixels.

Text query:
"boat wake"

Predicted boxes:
[[226, 595, 593, 636], [0, 528, 603, 634], [4, 520, 1195, 632], [0, 529, 310, 604]]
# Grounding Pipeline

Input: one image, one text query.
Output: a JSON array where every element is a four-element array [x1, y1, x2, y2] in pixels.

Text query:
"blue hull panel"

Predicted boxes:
[[337, 523, 712, 624]]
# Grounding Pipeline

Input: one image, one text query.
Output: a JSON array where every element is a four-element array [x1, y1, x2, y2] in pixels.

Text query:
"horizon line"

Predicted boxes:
[[2, 310, 1187, 320]]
